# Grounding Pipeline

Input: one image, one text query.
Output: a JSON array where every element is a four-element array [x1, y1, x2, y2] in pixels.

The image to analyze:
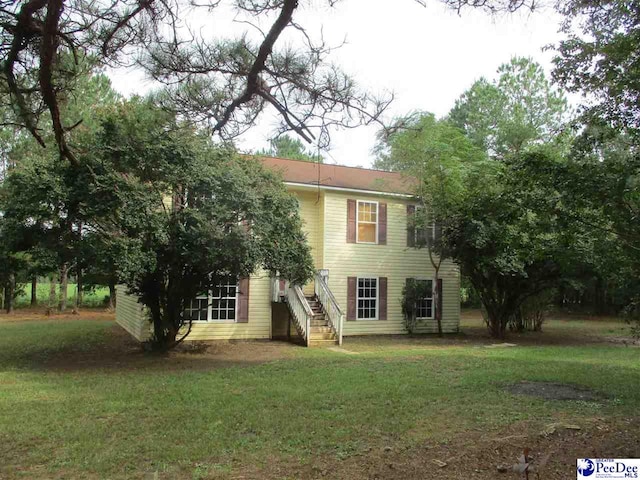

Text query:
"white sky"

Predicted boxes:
[[108, 0, 565, 168]]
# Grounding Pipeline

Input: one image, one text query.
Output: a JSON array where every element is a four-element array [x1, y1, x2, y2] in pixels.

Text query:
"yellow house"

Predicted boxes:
[[116, 157, 461, 346]]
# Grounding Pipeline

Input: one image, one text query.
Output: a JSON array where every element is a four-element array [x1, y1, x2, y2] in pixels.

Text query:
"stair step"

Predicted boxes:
[[310, 332, 336, 340], [308, 339, 339, 347], [310, 326, 333, 333]]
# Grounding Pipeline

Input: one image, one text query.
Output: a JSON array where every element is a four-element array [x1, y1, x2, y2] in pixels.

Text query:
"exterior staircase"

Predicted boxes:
[[272, 273, 343, 347], [306, 294, 339, 347]]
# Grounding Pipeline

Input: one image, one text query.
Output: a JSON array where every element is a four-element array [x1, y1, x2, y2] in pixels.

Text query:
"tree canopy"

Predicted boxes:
[[553, 0, 640, 134], [73, 99, 315, 349], [256, 134, 322, 162], [449, 57, 569, 159]]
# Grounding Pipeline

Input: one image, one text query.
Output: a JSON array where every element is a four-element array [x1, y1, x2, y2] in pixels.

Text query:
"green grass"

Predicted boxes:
[[13, 283, 110, 308], [0, 316, 637, 478]]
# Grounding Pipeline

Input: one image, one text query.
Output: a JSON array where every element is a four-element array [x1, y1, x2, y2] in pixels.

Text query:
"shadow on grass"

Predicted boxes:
[[0, 319, 302, 373]]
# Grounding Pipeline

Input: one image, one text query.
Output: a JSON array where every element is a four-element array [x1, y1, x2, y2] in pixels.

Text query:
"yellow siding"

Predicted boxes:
[[291, 188, 323, 295], [115, 185, 461, 342], [115, 286, 151, 341], [186, 273, 272, 340], [115, 274, 272, 342], [321, 191, 460, 335]]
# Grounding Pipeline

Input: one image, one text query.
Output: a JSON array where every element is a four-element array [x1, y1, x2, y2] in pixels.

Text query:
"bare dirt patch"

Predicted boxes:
[[0, 307, 114, 323], [505, 381, 608, 402], [24, 323, 301, 372], [230, 417, 640, 480]]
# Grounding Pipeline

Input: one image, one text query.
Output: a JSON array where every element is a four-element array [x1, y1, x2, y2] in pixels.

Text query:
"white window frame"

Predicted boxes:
[[356, 276, 379, 321], [187, 277, 239, 323], [414, 278, 434, 320], [356, 200, 379, 244]]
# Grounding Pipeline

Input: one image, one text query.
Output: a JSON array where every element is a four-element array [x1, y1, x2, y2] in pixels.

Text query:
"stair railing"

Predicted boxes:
[[285, 284, 313, 346], [314, 272, 345, 346]]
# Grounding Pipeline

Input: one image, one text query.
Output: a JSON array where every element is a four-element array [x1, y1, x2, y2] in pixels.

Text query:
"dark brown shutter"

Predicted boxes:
[[347, 199, 356, 243], [347, 276, 357, 320], [237, 277, 250, 323], [379, 277, 387, 320], [437, 278, 443, 321], [378, 202, 387, 245], [406, 205, 415, 247]]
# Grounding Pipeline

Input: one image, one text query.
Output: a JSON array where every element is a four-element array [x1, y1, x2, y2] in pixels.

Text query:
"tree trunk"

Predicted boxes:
[[108, 282, 116, 310], [49, 274, 57, 308], [31, 277, 37, 306], [59, 264, 68, 312], [76, 269, 83, 308], [5, 274, 15, 314]]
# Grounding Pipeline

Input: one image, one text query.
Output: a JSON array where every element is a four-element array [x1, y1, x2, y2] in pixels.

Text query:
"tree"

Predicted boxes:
[[0, 0, 542, 165], [71, 99, 315, 350], [0, 0, 397, 166], [553, 0, 640, 134], [445, 149, 590, 338], [0, 67, 120, 312], [375, 112, 488, 334], [257, 135, 322, 162], [449, 57, 569, 160], [552, 0, 640, 329]]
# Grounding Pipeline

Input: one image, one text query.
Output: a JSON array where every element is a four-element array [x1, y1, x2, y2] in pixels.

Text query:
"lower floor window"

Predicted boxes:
[[357, 277, 378, 320], [415, 279, 434, 319], [185, 277, 238, 322]]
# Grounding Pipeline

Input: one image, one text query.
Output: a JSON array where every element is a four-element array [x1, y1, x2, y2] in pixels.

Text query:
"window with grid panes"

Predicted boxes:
[[185, 277, 238, 322], [415, 279, 434, 319], [357, 277, 378, 319], [357, 201, 378, 243]]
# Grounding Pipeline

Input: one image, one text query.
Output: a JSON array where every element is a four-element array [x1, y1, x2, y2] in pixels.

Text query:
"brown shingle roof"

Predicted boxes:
[[257, 156, 416, 195]]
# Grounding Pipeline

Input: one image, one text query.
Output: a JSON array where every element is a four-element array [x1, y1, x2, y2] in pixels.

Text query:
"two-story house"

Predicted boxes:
[[115, 157, 461, 346]]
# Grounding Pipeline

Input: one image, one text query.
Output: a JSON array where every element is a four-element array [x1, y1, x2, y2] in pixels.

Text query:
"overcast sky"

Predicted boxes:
[[108, 0, 565, 168]]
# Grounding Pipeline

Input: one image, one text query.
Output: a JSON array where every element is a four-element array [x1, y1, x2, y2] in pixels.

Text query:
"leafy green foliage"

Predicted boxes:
[[550, 0, 640, 332], [445, 150, 596, 337], [72, 99, 314, 350], [401, 278, 431, 334], [553, 0, 640, 133], [376, 112, 489, 334], [256, 135, 322, 162], [450, 57, 569, 159]]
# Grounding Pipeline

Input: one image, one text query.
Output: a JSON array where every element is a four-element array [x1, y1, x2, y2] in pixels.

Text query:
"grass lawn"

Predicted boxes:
[[13, 283, 110, 309], [0, 310, 638, 479]]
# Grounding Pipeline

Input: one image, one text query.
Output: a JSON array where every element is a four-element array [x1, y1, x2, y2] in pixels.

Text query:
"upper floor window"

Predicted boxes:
[[357, 200, 378, 244], [407, 204, 436, 247]]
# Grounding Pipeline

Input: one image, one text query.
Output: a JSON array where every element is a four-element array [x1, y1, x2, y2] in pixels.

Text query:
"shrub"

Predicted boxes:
[[508, 290, 554, 332], [401, 279, 431, 334]]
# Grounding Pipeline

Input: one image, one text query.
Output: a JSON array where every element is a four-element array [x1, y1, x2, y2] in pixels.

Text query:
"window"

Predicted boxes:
[[357, 277, 378, 320], [357, 201, 378, 243], [185, 277, 238, 322], [211, 279, 238, 321], [184, 297, 209, 322], [414, 205, 436, 246], [415, 279, 434, 319]]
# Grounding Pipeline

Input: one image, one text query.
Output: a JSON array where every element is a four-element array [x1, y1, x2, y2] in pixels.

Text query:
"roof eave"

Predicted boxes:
[[284, 181, 417, 198]]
